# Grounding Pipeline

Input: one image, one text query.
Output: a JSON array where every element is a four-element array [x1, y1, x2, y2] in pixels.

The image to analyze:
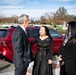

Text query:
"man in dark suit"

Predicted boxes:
[[12, 14, 31, 75]]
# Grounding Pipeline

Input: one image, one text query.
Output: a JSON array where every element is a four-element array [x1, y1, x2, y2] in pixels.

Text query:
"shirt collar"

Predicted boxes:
[[19, 25, 26, 31]]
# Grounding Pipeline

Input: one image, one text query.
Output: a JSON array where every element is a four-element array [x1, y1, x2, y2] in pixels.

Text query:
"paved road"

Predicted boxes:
[[0, 56, 60, 75], [0, 60, 14, 73]]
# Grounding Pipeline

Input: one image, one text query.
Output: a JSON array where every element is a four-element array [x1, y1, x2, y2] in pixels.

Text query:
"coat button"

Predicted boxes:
[[40, 59, 41, 60], [44, 53, 46, 55], [39, 53, 41, 55]]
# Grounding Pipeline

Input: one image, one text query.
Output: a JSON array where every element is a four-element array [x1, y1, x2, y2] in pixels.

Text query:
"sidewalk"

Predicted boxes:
[[0, 72, 31, 75], [0, 56, 60, 75]]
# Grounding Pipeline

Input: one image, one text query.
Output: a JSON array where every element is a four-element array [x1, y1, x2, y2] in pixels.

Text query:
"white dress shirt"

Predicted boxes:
[[19, 25, 27, 34]]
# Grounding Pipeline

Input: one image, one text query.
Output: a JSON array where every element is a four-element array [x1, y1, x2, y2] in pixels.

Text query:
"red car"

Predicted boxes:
[[0, 26, 64, 62]]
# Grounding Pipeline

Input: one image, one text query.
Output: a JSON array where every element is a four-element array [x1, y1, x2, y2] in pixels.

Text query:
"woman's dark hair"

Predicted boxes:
[[68, 21, 76, 43], [68, 21, 76, 36], [41, 26, 52, 40]]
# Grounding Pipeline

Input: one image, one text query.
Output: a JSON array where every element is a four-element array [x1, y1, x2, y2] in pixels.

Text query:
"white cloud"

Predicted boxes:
[[0, 4, 76, 19], [65, 5, 76, 9], [0, 9, 56, 18], [63, 5, 76, 15], [0, 5, 53, 18], [33, 0, 39, 4], [49, 0, 72, 2], [0, 0, 22, 5], [59, 0, 72, 2], [0, 6, 23, 9], [26, 0, 40, 4]]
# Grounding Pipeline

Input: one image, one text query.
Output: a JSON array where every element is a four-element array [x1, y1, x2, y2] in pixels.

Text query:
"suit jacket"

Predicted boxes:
[[12, 26, 31, 68]]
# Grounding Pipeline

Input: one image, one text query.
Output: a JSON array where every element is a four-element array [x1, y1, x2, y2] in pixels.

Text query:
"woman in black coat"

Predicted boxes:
[[58, 21, 76, 75], [31, 26, 53, 75]]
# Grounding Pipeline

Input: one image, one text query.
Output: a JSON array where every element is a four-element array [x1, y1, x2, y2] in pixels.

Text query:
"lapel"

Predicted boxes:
[[18, 26, 28, 38]]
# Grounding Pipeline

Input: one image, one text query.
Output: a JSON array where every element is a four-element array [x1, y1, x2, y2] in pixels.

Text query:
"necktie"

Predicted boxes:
[[25, 30, 27, 35]]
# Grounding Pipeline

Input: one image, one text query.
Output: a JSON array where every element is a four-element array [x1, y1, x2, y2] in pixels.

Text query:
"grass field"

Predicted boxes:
[[49, 25, 66, 34]]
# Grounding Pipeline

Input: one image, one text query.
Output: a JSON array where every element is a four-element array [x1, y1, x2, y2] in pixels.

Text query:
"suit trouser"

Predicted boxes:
[[15, 64, 28, 75]]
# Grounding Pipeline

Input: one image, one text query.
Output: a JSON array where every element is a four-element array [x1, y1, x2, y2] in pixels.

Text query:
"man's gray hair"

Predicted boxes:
[[18, 14, 29, 24]]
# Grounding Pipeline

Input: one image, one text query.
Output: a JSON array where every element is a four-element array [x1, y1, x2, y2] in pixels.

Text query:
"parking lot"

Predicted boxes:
[[0, 56, 60, 75]]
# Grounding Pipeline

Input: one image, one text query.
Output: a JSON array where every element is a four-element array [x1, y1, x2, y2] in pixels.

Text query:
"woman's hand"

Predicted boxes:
[[58, 55, 62, 61], [48, 60, 52, 64]]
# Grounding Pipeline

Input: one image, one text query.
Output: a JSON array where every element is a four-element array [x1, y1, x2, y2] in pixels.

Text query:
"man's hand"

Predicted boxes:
[[48, 60, 52, 64]]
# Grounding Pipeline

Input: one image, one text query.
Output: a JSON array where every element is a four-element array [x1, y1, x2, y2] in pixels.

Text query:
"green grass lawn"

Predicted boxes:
[[49, 25, 66, 34]]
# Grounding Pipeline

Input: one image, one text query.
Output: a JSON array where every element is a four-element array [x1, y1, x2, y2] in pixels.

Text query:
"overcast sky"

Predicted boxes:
[[0, 0, 76, 19]]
